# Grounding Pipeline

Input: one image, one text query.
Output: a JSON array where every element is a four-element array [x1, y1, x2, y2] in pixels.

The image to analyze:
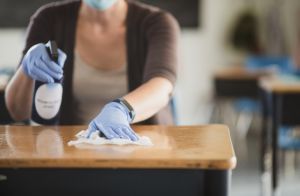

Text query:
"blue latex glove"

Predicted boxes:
[[87, 101, 138, 141], [21, 42, 67, 83]]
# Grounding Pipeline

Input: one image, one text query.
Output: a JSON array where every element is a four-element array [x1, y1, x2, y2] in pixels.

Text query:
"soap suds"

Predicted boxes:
[[68, 130, 153, 146]]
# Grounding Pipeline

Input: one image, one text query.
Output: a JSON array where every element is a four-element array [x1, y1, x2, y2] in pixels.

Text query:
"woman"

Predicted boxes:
[[5, 0, 179, 141]]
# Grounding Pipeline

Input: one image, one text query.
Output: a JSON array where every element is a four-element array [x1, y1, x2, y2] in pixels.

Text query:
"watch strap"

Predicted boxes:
[[113, 98, 135, 122]]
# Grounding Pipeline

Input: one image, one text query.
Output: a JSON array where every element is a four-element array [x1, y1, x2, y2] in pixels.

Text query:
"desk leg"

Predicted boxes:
[[271, 94, 280, 193], [204, 170, 230, 196], [260, 88, 268, 172]]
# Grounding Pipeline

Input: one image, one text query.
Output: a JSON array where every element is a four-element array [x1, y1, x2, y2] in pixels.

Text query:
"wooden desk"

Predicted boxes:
[[212, 66, 271, 127], [215, 66, 268, 80], [259, 76, 300, 93], [0, 125, 236, 196], [214, 66, 270, 98], [259, 76, 300, 194]]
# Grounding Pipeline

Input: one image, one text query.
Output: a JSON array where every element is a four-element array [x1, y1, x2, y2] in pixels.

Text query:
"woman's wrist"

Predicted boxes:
[[112, 98, 135, 122]]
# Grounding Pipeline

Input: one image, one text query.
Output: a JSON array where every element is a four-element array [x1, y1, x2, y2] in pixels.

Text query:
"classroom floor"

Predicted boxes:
[[231, 128, 300, 196]]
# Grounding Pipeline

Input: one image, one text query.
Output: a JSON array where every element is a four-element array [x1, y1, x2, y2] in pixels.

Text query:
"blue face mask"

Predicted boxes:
[[84, 0, 119, 10]]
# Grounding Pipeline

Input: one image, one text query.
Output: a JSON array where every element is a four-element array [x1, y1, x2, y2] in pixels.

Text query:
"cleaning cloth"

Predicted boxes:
[[68, 130, 153, 146]]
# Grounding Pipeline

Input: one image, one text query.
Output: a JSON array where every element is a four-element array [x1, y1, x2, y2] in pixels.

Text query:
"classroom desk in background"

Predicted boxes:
[[0, 125, 236, 196], [214, 66, 270, 98], [212, 66, 271, 127], [259, 76, 300, 194]]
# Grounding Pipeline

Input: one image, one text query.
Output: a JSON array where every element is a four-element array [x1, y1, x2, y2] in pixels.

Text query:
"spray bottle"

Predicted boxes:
[[31, 40, 63, 125]]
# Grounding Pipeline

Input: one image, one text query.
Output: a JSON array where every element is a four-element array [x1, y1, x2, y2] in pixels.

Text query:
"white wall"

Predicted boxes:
[[1, 0, 300, 124], [0, 29, 25, 68], [176, 0, 249, 124]]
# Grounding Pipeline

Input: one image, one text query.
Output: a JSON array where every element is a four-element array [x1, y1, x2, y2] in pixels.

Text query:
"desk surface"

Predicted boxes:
[[0, 125, 236, 170], [214, 66, 270, 80], [259, 75, 300, 93]]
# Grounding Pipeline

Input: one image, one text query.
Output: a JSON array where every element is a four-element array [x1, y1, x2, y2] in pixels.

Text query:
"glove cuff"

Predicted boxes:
[[21, 60, 30, 77]]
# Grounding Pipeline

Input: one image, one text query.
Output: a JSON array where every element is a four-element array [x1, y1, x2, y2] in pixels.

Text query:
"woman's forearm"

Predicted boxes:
[[5, 67, 34, 121], [5, 71, 173, 123], [123, 77, 173, 123]]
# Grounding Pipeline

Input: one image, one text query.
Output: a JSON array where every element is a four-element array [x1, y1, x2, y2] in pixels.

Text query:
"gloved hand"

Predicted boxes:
[[21, 42, 67, 83], [87, 101, 138, 141]]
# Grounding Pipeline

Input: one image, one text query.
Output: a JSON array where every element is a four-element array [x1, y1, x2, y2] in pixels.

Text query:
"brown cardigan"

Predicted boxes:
[[21, 0, 179, 125]]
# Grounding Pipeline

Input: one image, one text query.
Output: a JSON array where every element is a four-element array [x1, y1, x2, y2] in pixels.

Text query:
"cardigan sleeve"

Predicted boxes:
[[143, 11, 180, 86], [20, 4, 54, 65]]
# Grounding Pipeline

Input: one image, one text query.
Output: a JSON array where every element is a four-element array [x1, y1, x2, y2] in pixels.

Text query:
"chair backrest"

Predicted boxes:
[[245, 55, 290, 73], [170, 97, 178, 125]]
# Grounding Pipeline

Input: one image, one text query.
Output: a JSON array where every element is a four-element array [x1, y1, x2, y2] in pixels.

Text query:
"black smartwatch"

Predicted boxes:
[[113, 98, 136, 122]]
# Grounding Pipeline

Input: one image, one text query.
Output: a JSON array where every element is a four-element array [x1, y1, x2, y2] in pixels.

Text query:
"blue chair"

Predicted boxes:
[[278, 126, 300, 176], [279, 126, 300, 150], [245, 55, 290, 72], [170, 97, 178, 125], [234, 56, 291, 138]]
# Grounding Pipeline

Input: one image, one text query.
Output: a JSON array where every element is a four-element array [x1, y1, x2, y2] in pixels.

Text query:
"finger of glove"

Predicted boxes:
[[113, 127, 130, 140], [87, 122, 97, 138], [39, 50, 59, 70], [88, 122, 119, 139], [37, 59, 63, 80], [40, 52, 63, 73], [57, 49, 67, 67], [87, 122, 113, 139], [41, 55, 64, 74], [123, 127, 138, 141], [103, 127, 120, 139], [30, 64, 54, 83]]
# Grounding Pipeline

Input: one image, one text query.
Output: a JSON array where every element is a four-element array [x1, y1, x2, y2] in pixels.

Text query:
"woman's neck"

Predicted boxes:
[[80, 0, 128, 28]]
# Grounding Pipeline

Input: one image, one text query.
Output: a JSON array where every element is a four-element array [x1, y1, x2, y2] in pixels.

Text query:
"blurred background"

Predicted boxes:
[[1, 0, 300, 195]]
